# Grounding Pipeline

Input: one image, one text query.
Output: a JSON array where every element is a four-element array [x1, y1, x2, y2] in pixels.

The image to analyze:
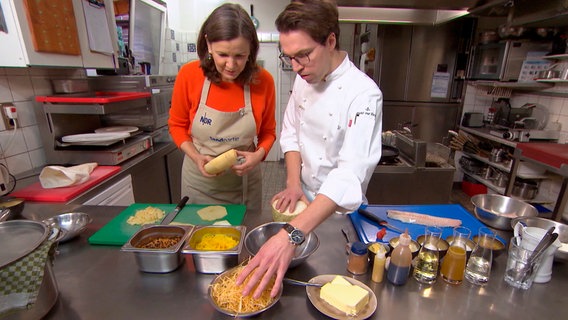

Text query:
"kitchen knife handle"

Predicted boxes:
[[175, 196, 189, 212], [358, 208, 387, 225]]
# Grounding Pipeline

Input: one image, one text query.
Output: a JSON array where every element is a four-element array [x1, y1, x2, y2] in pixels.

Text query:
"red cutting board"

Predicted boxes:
[[11, 166, 121, 202]]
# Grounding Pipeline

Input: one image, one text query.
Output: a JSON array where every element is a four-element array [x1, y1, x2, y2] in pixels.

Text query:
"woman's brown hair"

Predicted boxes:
[[275, 0, 340, 48], [197, 3, 259, 84]]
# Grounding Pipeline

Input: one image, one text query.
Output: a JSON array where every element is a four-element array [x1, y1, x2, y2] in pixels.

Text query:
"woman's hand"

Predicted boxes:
[[232, 149, 264, 176], [236, 230, 295, 298]]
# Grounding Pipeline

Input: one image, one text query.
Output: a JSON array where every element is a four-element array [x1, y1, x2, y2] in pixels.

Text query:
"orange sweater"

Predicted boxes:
[[168, 61, 276, 155]]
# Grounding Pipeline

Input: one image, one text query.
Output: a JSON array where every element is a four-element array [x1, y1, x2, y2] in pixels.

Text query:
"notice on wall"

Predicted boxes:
[[431, 72, 450, 98], [82, 0, 113, 54]]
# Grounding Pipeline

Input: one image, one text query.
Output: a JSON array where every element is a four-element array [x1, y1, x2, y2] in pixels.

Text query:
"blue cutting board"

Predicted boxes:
[[349, 204, 501, 244]]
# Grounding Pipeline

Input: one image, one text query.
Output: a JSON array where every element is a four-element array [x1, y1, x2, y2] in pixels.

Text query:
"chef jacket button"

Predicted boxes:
[[328, 112, 333, 116], [338, 85, 342, 90], [319, 157, 322, 160], [337, 125, 341, 130], [311, 174, 315, 178], [302, 98, 307, 102], [300, 121, 304, 126], [323, 136, 327, 141]]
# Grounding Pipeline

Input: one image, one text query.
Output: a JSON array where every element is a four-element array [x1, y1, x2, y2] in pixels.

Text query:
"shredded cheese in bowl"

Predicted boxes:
[[209, 266, 279, 316], [127, 207, 165, 225]]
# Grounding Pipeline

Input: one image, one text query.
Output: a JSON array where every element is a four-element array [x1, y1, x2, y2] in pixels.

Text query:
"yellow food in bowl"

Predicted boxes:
[[196, 233, 239, 251]]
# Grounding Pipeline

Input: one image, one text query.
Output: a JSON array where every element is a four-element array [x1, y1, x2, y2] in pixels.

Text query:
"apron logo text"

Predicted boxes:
[[200, 113, 213, 125], [210, 136, 240, 143]]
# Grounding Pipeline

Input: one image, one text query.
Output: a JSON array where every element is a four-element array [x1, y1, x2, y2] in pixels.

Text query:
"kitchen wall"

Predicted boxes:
[[0, 67, 87, 181]]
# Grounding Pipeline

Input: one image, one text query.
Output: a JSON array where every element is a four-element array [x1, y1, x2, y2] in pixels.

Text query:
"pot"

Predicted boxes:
[[380, 145, 399, 163], [0, 220, 59, 320], [512, 180, 538, 200]]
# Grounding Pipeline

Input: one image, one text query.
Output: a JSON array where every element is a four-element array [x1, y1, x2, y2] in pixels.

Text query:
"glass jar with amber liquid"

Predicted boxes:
[[441, 226, 471, 284]]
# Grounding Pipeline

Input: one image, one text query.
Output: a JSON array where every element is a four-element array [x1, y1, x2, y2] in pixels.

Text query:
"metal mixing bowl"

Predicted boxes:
[[511, 216, 568, 262], [0, 196, 25, 221], [471, 194, 538, 230], [43, 212, 93, 242], [245, 222, 319, 268]]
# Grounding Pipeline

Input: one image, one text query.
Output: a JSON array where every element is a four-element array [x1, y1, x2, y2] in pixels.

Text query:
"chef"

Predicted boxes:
[[237, 0, 383, 299]]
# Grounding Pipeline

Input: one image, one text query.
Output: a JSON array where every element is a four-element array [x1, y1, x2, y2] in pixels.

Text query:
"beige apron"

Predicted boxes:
[[182, 78, 262, 213]]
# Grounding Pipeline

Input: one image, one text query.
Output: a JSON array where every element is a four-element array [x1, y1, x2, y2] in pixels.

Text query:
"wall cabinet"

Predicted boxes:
[[0, 0, 118, 68]]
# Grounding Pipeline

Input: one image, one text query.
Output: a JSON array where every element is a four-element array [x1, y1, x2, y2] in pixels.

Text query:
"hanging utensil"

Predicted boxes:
[[250, 5, 259, 29]]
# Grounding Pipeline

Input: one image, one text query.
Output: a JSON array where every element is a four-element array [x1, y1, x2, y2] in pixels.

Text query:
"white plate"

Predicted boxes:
[[94, 126, 139, 134], [306, 275, 377, 320], [61, 132, 130, 143]]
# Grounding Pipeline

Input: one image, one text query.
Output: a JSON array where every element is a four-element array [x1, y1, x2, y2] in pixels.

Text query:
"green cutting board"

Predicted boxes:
[[88, 203, 246, 246]]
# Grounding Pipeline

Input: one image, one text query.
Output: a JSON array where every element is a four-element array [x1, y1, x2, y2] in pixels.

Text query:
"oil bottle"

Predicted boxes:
[[387, 230, 412, 286]]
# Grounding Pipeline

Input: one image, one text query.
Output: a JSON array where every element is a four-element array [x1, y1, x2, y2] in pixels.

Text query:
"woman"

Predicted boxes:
[[168, 3, 276, 212]]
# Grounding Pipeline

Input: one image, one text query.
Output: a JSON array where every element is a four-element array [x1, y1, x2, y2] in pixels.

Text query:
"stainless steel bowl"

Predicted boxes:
[[208, 266, 281, 317], [122, 225, 191, 273], [245, 222, 319, 268], [43, 212, 92, 242], [0, 196, 25, 221], [471, 194, 538, 230], [511, 216, 568, 262], [183, 225, 246, 274]]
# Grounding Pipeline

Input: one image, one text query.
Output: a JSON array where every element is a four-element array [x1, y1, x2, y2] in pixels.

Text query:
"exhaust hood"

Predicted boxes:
[[337, 0, 476, 25], [337, 0, 568, 26]]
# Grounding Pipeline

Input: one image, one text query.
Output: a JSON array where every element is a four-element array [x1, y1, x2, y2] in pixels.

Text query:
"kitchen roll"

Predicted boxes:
[[39, 163, 98, 189]]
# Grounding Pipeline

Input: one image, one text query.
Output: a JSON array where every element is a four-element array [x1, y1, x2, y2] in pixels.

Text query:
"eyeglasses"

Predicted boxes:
[[279, 48, 315, 67]]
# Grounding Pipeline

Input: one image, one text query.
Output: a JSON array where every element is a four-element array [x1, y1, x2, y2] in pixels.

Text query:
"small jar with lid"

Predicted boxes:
[[347, 241, 369, 275]]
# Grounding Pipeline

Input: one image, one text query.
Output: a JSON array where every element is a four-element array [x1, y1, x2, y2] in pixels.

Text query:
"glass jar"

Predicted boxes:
[[347, 241, 369, 275]]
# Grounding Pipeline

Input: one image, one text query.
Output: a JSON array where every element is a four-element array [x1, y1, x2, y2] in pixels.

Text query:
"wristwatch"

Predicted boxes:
[[282, 223, 305, 246]]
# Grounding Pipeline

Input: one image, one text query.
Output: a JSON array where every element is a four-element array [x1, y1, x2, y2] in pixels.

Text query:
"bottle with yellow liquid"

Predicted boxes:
[[441, 226, 471, 284]]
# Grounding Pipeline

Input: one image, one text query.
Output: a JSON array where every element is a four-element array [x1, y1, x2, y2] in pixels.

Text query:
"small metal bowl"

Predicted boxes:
[[446, 236, 476, 259], [0, 197, 25, 221], [388, 236, 420, 258], [122, 224, 191, 273], [43, 212, 92, 242], [245, 222, 319, 268], [208, 265, 281, 317], [472, 235, 506, 259], [367, 242, 390, 263], [417, 235, 450, 259], [183, 225, 246, 274]]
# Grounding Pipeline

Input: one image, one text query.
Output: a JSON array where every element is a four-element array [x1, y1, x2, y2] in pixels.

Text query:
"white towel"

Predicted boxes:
[[39, 163, 98, 189]]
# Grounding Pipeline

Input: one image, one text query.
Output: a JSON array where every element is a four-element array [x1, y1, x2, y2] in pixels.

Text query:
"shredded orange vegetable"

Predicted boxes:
[[210, 266, 275, 315], [195, 233, 239, 251]]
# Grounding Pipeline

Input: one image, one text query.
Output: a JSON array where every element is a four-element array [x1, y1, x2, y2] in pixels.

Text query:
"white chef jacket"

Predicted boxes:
[[280, 54, 383, 212]]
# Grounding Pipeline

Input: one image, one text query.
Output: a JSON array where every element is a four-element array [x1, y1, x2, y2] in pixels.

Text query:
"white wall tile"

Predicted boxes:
[[0, 129, 26, 157], [13, 101, 37, 127], [0, 77, 14, 102], [31, 77, 53, 96], [29, 148, 46, 168], [22, 125, 42, 150], [8, 76, 34, 102], [5, 153, 32, 175]]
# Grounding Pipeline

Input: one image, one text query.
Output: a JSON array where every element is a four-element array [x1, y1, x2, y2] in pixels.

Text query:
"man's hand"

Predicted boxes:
[[236, 230, 295, 298]]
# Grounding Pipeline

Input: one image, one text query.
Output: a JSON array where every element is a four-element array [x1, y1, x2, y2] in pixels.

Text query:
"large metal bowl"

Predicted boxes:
[[245, 222, 319, 268], [471, 194, 538, 230], [43, 212, 93, 242], [511, 216, 568, 262]]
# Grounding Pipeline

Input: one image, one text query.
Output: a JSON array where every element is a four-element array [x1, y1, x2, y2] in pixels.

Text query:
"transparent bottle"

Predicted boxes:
[[387, 231, 413, 286], [441, 226, 471, 284], [413, 226, 442, 284], [465, 227, 495, 286]]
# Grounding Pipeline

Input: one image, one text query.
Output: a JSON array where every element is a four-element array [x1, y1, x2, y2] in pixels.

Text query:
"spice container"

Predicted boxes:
[[347, 241, 368, 274]]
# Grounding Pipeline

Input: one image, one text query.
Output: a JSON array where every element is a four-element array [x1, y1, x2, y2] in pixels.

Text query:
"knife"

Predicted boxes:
[[357, 208, 404, 233], [161, 196, 189, 225]]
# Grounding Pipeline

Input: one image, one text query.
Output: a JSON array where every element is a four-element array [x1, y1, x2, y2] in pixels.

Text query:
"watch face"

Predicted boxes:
[[290, 229, 305, 245]]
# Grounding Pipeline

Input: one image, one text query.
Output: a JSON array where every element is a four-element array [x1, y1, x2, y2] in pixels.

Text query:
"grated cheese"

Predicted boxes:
[[127, 206, 165, 225]]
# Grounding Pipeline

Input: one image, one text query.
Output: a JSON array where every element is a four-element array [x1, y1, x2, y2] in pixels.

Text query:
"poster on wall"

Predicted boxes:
[[431, 72, 450, 98]]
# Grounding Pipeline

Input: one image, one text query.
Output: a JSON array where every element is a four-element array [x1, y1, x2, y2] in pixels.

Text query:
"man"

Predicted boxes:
[[236, 0, 383, 298]]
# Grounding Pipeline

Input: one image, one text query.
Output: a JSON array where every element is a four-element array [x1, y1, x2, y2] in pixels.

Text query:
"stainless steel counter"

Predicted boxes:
[[22, 203, 567, 320]]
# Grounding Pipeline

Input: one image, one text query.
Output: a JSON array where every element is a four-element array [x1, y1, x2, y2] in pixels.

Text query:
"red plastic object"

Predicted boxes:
[[517, 142, 568, 169], [461, 180, 487, 197], [10, 166, 121, 202], [376, 228, 387, 241], [35, 92, 151, 104]]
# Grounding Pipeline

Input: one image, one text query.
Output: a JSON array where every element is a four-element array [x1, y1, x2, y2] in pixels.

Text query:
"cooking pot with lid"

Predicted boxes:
[[0, 220, 59, 320]]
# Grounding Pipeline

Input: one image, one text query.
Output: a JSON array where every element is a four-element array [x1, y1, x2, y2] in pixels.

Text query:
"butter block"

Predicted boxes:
[[320, 276, 369, 316]]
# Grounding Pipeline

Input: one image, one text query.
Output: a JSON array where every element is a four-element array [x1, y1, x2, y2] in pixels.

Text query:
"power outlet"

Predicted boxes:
[[0, 103, 15, 130]]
